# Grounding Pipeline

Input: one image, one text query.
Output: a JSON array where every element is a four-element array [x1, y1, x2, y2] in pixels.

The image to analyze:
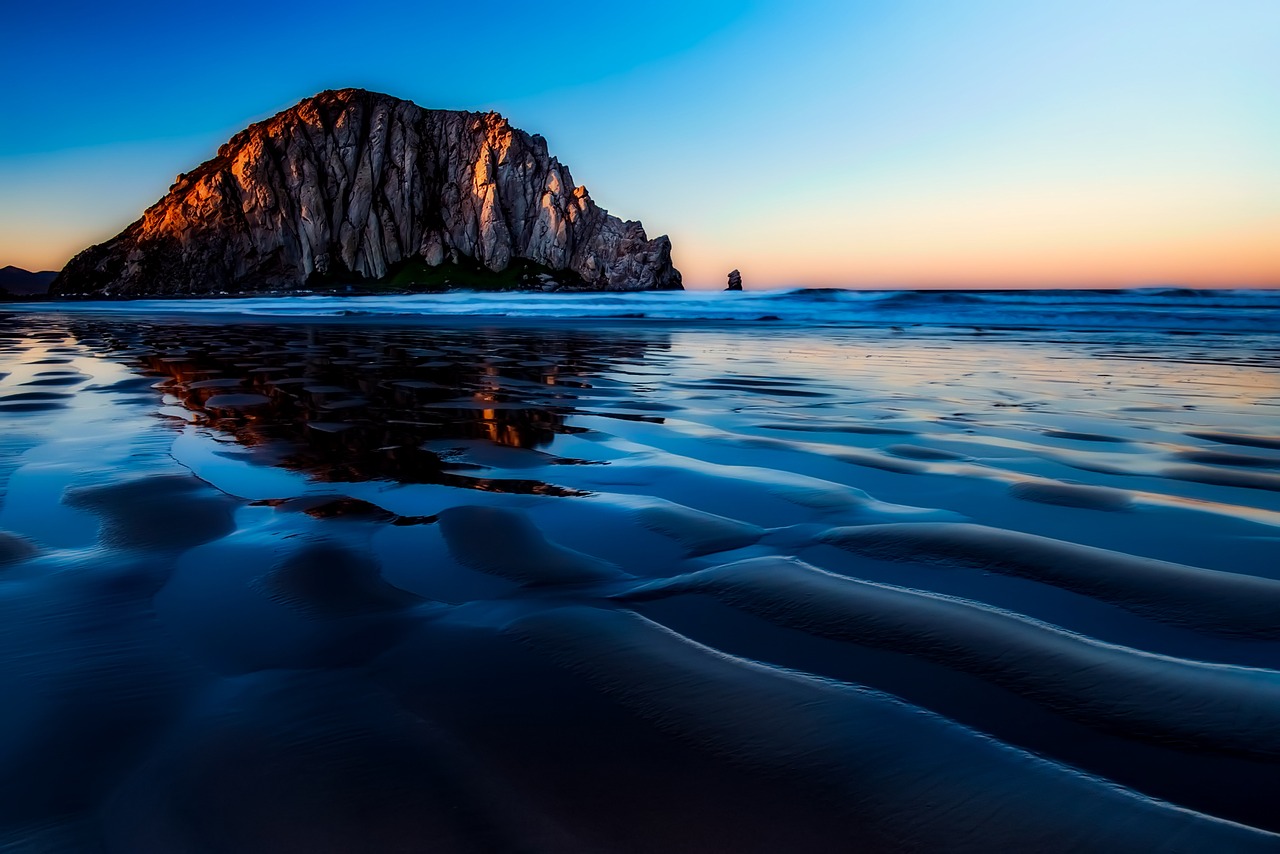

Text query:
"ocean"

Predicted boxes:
[[1, 290, 1278, 851], [24, 286, 1280, 333]]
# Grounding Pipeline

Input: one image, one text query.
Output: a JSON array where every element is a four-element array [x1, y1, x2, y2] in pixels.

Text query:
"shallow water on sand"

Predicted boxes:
[[1, 312, 1279, 851]]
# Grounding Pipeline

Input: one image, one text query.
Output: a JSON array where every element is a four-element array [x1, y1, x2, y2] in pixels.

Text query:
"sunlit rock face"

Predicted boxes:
[[51, 89, 683, 296]]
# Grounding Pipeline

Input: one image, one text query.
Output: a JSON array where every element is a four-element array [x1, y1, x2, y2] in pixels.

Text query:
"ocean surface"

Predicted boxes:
[[1, 290, 1279, 851], [25, 286, 1280, 332]]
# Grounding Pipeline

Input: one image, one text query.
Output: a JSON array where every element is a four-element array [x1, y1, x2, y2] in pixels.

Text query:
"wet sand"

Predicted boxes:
[[1, 312, 1278, 851]]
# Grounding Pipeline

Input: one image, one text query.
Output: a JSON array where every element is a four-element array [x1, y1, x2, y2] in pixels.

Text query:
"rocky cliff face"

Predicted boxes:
[[52, 89, 682, 296]]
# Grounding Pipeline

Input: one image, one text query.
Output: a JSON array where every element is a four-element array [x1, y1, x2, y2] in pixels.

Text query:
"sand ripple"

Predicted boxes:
[[819, 523, 1280, 638], [509, 606, 1277, 852], [621, 556, 1280, 758]]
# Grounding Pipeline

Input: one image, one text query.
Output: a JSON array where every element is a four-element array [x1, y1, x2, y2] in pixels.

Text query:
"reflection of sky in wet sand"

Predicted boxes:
[[1, 313, 1280, 850]]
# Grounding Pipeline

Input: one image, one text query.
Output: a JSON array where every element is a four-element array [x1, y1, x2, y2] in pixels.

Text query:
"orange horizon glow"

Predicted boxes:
[[667, 214, 1280, 290]]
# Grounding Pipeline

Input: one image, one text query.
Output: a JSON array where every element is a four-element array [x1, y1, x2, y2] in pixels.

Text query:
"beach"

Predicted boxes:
[[1, 293, 1279, 851]]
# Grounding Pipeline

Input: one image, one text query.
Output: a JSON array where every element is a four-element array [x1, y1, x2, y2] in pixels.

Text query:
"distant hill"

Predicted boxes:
[[0, 266, 58, 297]]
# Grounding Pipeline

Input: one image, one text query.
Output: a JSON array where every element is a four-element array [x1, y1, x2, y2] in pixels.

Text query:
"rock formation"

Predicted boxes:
[[725, 269, 742, 291], [51, 89, 682, 297]]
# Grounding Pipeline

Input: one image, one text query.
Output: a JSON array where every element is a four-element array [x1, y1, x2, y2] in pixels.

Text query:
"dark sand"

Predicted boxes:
[[1, 312, 1278, 851]]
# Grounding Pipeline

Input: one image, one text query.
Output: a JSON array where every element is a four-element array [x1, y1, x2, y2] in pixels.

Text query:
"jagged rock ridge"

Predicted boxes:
[[52, 89, 682, 296]]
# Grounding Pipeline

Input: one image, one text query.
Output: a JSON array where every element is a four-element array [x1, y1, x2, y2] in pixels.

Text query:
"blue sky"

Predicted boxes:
[[2, 0, 1277, 287]]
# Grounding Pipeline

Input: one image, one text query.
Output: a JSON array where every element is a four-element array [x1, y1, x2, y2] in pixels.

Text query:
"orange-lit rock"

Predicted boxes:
[[52, 89, 682, 296]]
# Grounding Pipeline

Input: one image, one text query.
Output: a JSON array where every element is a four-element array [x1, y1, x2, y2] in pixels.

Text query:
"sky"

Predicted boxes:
[[2, 0, 1277, 289]]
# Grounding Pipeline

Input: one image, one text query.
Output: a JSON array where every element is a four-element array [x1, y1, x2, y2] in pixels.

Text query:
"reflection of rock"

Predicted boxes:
[[64, 319, 669, 496], [725, 269, 742, 291], [52, 89, 683, 297], [254, 495, 437, 526]]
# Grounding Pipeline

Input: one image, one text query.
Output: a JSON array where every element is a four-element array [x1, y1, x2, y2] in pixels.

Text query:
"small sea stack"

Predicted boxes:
[[725, 269, 743, 291]]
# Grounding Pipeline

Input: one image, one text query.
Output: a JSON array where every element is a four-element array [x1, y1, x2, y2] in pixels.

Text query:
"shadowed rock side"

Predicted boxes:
[[51, 89, 683, 296]]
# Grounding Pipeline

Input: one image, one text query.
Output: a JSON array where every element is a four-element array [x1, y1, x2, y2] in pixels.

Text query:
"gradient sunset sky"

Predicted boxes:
[[2, 0, 1277, 289]]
